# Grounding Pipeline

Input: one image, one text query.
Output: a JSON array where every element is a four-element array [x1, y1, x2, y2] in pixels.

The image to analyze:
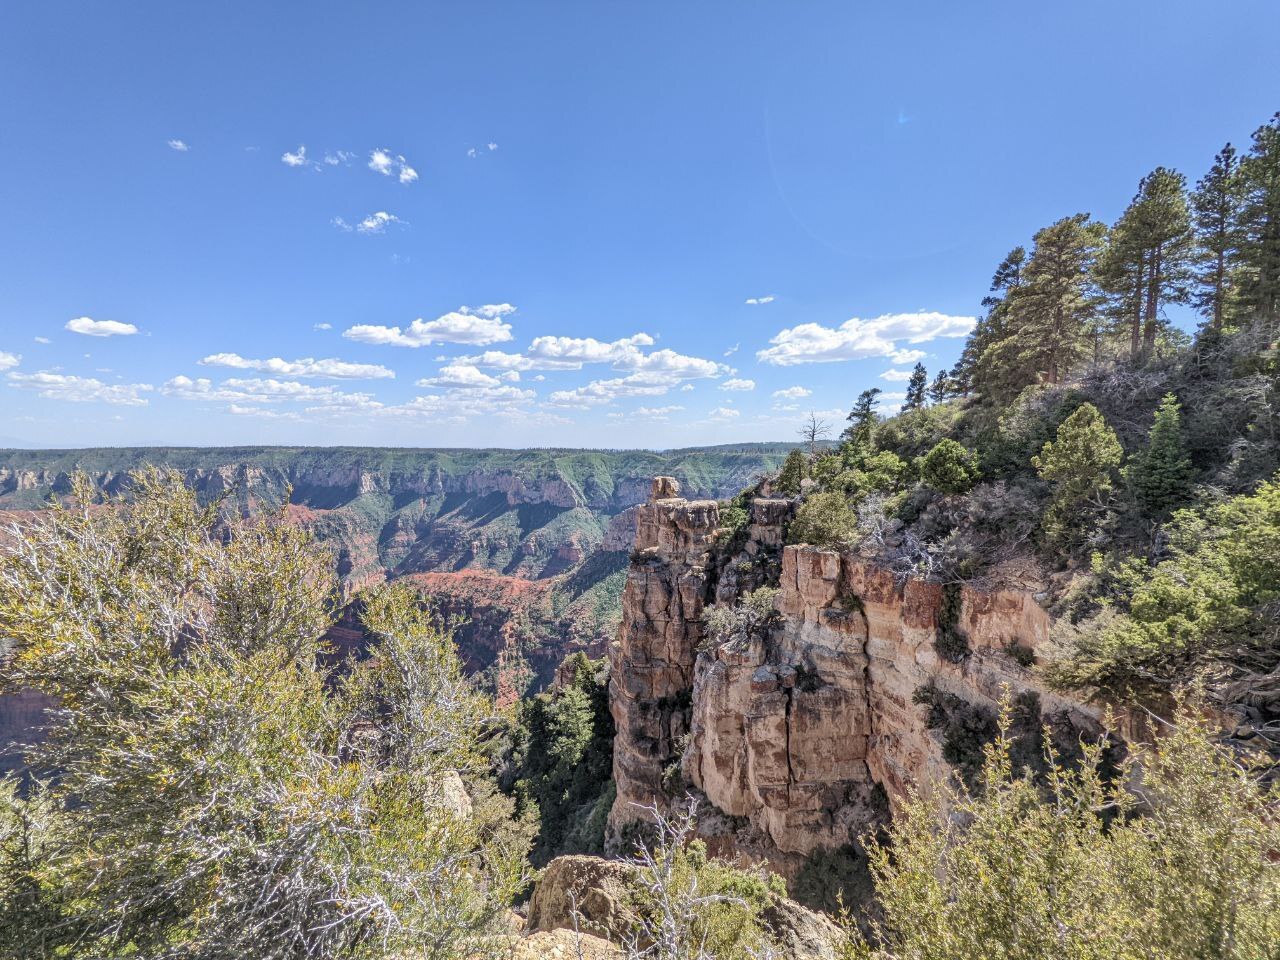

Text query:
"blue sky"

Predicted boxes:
[[1, 1, 1277, 449]]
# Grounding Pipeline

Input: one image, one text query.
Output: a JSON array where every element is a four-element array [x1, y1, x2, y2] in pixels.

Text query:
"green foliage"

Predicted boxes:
[[499, 654, 615, 866], [1191, 144, 1245, 330], [1237, 112, 1280, 327], [974, 215, 1106, 399], [1048, 476, 1280, 699], [903, 362, 928, 411], [932, 582, 969, 663], [775, 448, 809, 496], [787, 491, 859, 548], [1033, 403, 1123, 547], [917, 439, 981, 495], [791, 844, 876, 916], [0, 470, 530, 959], [840, 388, 882, 454], [702, 588, 780, 651], [1126, 393, 1193, 519], [849, 705, 1280, 960], [625, 805, 787, 960]]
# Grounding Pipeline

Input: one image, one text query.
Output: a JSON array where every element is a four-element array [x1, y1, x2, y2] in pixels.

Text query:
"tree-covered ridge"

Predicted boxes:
[[760, 109, 1280, 753]]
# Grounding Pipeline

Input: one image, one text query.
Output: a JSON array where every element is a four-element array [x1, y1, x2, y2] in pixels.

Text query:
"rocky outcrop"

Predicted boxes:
[[527, 854, 844, 960], [609, 482, 1107, 876]]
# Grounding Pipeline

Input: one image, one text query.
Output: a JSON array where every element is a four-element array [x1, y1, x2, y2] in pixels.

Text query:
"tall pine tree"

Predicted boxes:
[[841, 387, 881, 454], [1191, 144, 1244, 332], [981, 214, 1104, 394], [951, 246, 1025, 396], [1097, 168, 1194, 361], [1237, 113, 1280, 334], [903, 363, 928, 411]]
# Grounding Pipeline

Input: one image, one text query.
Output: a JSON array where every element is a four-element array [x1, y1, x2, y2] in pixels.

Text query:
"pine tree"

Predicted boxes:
[[928, 370, 950, 404], [1127, 393, 1193, 520], [992, 215, 1105, 393], [775, 448, 808, 496], [1097, 168, 1194, 361], [903, 363, 928, 411], [840, 387, 881, 453], [1033, 403, 1123, 547], [1190, 144, 1244, 331], [1237, 113, 1280, 334], [952, 246, 1025, 396]]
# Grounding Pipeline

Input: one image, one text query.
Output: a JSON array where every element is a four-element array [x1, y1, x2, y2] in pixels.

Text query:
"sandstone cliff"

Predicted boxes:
[[608, 478, 1107, 876]]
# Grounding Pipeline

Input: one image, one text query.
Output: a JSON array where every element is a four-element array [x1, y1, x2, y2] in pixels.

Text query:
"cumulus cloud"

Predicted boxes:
[[167, 139, 189, 152], [879, 368, 913, 382], [314, 323, 332, 331], [65, 317, 139, 338], [526, 333, 656, 368], [343, 304, 516, 348], [724, 343, 740, 357], [369, 149, 418, 184], [0, 352, 19, 370], [546, 373, 676, 408], [415, 364, 501, 389], [757, 311, 975, 366], [34, 337, 50, 344], [281, 145, 309, 167], [198, 353, 395, 379], [8, 372, 153, 405], [708, 407, 740, 419], [323, 150, 355, 166], [772, 386, 811, 400], [745, 296, 775, 305], [720, 378, 756, 391]]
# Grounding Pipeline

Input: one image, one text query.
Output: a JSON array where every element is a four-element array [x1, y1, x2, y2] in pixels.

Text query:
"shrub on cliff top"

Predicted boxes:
[[787, 491, 859, 548], [701, 587, 780, 651]]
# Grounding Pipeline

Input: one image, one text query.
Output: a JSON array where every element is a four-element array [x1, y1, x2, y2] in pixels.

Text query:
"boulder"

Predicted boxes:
[[526, 856, 640, 944]]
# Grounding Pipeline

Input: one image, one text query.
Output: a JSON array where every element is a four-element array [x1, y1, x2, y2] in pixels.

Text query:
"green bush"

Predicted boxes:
[[918, 439, 981, 494], [850, 705, 1280, 960], [787, 492, 859, 547]]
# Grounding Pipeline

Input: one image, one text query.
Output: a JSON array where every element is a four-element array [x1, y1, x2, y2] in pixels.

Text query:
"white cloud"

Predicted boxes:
[[607, 405, 684, 421], [162, 376, 356, 403], [680, 383, 695, 392], [527, 333, 655, 368], [314, 322, 332, 331], [369, 149, 417, 184], [724, 343, 739, 357], [343, 304, 516, 348], [757, 311, 975, 366], [720, 378, 755, 392], [546, 373, 675, 408], [65, 317, 139, 338], [334, 211, 405, 234], [323, 150, 355, 166], [708, 407, 740, 419], [0, 352, 19, 371], [488, 143, 498, 151], [167, 139, 189, 152], [772, 386, 811, 400], [415, 364, 501, 389], [198, 353, 395, 379], [33, 337, 50, 344], [467, 147, 478, 159], [888, 348, 928, 365], [8, 371, 153, 405], [745, 296, 775, 305], [281, 145, 309, 167], [879, 368, 913, 382], [228, 405, 302, 420]]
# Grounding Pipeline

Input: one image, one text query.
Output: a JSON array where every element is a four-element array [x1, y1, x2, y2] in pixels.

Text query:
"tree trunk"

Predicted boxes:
[[1130, 256, 1144, 362], [1143, 246, 1162, 359]]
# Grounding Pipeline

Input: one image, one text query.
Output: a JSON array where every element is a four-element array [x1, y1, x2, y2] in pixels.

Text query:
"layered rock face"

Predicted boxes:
[[609, 480, 1103, 872]]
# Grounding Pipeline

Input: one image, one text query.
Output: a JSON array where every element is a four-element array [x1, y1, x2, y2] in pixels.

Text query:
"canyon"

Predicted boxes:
[[608, 477, 1111, 877], [0, 445, 790, 776]]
